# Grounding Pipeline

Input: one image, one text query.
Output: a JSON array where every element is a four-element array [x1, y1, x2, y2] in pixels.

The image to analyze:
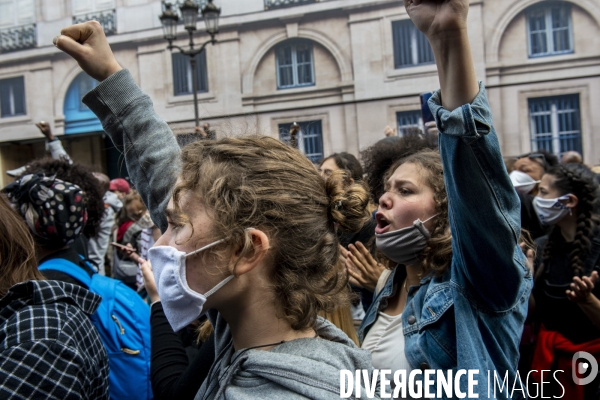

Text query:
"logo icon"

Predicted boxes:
[[572, 351, 598, 386]]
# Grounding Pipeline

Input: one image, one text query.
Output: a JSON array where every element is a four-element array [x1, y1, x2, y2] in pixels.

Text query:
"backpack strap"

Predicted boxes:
[[39, 258, 93, 287], [78, 254, 99, 275]]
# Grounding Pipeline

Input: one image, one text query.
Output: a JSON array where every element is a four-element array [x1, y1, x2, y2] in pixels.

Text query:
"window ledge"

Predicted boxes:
[[242, 81, 354, 106], [0, 115, 31, 127], [385, 63, 438, 82], [166, 91, 217, 107], [528, 50, 574, 59]]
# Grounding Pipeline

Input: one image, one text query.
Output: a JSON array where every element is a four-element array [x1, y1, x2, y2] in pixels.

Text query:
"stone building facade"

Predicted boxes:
[[0, 0, 598, 186]]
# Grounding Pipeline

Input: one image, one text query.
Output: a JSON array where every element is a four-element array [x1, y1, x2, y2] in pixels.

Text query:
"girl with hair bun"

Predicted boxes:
[[53, 20, 378, 399], [531, 163, 600, 399]]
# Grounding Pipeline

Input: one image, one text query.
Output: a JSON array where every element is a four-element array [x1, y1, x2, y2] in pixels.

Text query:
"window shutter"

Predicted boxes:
[[172, 53, 189, 95], [416, 29, 434, 65], [0, 80, 11, 117], [195, 50, 208, 93], [0, 77, 25, 117], [302, 121, 323, 162], [556, 95, 581, 155], [12, 77, 25, 115], [550, 5, 571, 53], [528, 8, 547, 55], [392, 20, 413, 68], [276, 45, 294, 88], [295, 43, 313, 85]]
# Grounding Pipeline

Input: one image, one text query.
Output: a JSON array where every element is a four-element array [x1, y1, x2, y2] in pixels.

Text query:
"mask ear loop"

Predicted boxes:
[[204, 275, 235, 298], [184, 228, 256, 292], [185, 239, 225, 258], [419, 213, 439, 224], [558, 194, 573, 215]]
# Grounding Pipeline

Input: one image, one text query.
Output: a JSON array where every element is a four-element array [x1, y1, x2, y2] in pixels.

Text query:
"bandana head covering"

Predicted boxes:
[[2, 173, 88, 247]]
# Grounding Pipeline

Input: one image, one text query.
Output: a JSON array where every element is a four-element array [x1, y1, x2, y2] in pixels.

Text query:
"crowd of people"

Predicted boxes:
[[0, 0, 599, 399]]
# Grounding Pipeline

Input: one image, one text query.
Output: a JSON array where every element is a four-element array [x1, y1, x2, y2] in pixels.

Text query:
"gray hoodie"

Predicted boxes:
[[197, 311, 379, 400], [82, 70, 379, 400]]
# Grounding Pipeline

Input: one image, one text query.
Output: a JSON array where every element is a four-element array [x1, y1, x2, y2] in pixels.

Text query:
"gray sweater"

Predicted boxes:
[[83, 69, 379, 400], [198, 311, 379, 399]]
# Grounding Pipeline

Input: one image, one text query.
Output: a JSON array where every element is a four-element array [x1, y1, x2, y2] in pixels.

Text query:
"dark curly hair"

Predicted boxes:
[[361, 131, 437, 203], [540, 163, 600, 277], [20, 158, 104, 239]]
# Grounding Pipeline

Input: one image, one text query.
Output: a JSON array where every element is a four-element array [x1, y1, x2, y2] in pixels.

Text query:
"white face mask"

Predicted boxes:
[[510, 170, 540, 195], [375, 214, 438, 266], [148, 239, 232, 332], [532, 195, 572, 226]]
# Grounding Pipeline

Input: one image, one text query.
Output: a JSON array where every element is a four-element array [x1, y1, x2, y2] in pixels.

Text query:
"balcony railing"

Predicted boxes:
[[73, 9, 116, 36], [0, 24, 36, 53], [264, 0, 319, 10]]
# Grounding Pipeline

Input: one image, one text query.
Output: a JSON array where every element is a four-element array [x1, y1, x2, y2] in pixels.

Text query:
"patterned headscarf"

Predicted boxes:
[[2, 173, 88, 248]]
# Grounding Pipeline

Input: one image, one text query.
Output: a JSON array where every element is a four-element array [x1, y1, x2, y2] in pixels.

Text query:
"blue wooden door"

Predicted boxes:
[[64, 72, 103, 134]]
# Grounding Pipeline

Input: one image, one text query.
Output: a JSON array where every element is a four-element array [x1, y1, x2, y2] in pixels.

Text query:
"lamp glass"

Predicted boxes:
[[203, 11, 219, 35], [159, 3, 179, 40], [161, 18, 177, 39], [180, 1, 199, 31]]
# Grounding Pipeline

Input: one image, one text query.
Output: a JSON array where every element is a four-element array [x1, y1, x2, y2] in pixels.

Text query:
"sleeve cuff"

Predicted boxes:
[[82, 69, 146, 118], [427, 82, 493, 140]]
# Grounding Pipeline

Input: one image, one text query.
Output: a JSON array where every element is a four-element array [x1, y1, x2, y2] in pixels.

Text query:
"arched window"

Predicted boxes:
[[527, 2, 573, 57], [275, 39, 315, 89], [64, 72, 102, 134]]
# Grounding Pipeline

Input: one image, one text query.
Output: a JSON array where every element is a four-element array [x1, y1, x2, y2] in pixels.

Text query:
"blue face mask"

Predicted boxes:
[[148, 239, 232, 332]]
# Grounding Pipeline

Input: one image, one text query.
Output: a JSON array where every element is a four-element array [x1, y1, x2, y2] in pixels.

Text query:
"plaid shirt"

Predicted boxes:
[[0, 280, 109, 399]]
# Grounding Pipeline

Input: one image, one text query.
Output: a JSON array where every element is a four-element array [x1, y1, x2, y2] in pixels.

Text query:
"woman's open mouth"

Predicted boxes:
[[375, 213, 390, 234]]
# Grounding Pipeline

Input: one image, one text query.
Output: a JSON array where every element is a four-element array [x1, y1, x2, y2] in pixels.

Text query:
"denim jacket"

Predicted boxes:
[[358, 84, 532, 399]]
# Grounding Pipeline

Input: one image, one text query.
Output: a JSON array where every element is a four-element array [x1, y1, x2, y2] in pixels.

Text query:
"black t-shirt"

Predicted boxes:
[[534, 229, 600, 344]]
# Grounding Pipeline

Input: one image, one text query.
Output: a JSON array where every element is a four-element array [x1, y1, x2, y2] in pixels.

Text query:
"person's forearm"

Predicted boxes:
[[47, 139, 72, 164], [578, 295, 600, 330], [429, 30, 479, 111]]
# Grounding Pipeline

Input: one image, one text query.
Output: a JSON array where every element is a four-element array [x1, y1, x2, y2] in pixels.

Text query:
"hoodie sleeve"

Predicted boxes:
[[82, 70, 180, 232]]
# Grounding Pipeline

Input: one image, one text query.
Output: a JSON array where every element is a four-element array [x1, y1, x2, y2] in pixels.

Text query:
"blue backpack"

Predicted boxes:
[[40, 257, 153, 400]]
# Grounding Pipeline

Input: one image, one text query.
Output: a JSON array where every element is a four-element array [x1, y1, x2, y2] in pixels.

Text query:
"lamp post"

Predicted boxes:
[[159, 0, 221, 128]]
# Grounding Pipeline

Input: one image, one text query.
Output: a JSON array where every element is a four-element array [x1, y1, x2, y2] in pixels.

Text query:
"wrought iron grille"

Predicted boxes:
[[73, 9, 116, 36], [0, 24, 36, 53], [264, 0, 318, 11]]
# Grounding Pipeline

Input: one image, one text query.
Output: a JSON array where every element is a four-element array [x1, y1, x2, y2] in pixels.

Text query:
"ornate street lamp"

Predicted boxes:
[[158, 0, 221, 128]]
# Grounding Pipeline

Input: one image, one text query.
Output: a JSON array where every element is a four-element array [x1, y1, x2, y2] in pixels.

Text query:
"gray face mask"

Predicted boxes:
[[375, 214, 438, 266]]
